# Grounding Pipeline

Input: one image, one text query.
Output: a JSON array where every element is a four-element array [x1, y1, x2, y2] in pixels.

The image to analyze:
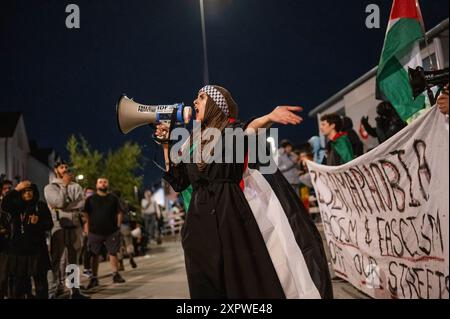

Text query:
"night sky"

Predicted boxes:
[[1, 0, 448, 187]]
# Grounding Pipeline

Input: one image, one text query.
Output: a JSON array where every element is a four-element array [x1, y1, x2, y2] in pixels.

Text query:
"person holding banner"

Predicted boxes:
[[156, 85, 332, 299], [437, 84, 449, 115], [361, 102, 407, 145]]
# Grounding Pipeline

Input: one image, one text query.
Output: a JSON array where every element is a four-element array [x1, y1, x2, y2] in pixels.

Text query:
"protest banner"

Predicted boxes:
[[307, 107, 449, 299]]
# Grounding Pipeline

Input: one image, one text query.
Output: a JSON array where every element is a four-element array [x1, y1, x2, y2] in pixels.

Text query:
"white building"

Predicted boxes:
[[28, 141, 58, 197], [0, 112, 30, 183], [308, 19, 449, 152], [0, 112, 57, 198]]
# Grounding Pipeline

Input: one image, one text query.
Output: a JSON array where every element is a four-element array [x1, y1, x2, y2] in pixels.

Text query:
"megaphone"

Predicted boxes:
[[116, 95, 192, 134], [408, 66, 449, 104]]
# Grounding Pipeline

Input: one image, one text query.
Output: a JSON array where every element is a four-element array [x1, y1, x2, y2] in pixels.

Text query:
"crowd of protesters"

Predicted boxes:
[[0, 159, 174, 299], [0, 86, 447, 299]]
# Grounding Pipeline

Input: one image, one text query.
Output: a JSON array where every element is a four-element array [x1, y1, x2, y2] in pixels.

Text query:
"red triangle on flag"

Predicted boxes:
[[390, 0, 422, 21]]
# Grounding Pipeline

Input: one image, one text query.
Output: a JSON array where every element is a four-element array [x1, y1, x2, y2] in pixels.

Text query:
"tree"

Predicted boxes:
[[66, 135, 143, 206], [66, 135, 103, 189], [104, 142, 143, 206]]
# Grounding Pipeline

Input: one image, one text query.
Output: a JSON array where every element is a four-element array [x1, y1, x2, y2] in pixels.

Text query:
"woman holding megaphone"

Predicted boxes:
[[155, 85, 332, 299]]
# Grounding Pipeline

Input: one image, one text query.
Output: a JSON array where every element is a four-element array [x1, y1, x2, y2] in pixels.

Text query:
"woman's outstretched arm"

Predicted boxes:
[[245, 106, 303, 133]]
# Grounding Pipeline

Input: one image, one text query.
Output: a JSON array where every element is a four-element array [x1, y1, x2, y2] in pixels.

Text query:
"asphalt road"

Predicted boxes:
[[81, 233, 368, 299]]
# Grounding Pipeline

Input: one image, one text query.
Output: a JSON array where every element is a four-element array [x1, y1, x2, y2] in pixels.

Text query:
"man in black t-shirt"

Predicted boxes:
[[84, 177, 125, 288]]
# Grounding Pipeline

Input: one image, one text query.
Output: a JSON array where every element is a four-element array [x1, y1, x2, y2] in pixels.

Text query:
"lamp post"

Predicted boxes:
[[199, 0, 209, 85]]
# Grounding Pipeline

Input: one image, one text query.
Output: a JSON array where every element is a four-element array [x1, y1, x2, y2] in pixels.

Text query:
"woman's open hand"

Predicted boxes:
[[268, 106, 303, 125], [437, 84, 449, 115]]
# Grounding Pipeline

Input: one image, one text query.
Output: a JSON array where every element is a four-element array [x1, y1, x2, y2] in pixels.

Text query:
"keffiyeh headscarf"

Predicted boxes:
[[198, 85, 230, 117]]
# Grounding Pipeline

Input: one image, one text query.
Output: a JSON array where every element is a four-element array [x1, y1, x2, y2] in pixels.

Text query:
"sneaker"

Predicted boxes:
[[112, 273, 126, 284], [87, 277, 99, 290], [130, 258, 137, 269]]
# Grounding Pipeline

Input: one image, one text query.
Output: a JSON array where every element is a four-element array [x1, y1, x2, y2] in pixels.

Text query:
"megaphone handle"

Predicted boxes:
[[149, 122, 168, 144], [151, 108, 179, 145], [152, 132, 169, 145]]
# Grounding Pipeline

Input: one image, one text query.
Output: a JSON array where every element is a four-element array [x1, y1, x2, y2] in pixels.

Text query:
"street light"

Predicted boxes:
[[199, 0, 209, 85], [76, 174, 84, 181]]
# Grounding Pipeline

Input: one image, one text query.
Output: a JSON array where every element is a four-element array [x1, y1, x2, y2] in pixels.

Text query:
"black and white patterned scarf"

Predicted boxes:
[[198, 85, 230, 117]]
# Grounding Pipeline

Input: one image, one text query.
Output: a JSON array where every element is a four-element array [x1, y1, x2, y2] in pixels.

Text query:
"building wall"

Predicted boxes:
[[343, 77, 379, 152], [11, 119, 29, 183], [27, 155, 51, 201], [0, 117, 30, 184], [435, 33, 449, 68], [0, 137, 15, 181]]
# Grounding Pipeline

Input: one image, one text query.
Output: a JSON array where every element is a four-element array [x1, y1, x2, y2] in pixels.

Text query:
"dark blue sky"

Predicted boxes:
[[1, 0, 448, 187]]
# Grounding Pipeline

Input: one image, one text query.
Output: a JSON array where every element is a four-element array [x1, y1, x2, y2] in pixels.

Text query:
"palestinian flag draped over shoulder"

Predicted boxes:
[[376, 0, 426, 121]]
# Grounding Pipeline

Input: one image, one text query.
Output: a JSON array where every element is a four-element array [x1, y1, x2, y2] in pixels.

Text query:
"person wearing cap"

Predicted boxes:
[[44, 160, 89, 299], [1, 181, 53, 298]]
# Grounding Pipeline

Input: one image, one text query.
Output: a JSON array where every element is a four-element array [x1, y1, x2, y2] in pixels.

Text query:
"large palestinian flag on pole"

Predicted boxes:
[[376, 0, 426, 121]]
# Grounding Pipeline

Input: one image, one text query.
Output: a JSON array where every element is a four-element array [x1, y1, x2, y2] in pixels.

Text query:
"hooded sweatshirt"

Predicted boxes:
[[1, 184, 53, 255], [44, 175, 85, 234]]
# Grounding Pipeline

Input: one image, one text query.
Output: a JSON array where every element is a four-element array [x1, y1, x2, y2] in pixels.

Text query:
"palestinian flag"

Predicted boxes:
[[376, 0, 426, 121], [164, 119, 333, 298], [330, 132, 354, 164]]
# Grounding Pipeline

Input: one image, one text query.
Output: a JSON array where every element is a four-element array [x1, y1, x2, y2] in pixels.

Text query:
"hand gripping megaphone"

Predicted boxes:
[[116, 95, 192, 142]]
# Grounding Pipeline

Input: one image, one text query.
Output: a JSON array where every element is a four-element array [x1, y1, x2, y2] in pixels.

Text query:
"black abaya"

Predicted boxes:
[[164, 122, 286, 299]]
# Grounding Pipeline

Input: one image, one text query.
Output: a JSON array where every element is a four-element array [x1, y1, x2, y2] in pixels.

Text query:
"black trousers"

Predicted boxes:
[[49, 228, 82, 295], [80, 234, 91, 270], [10, 273, 48, 299]]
